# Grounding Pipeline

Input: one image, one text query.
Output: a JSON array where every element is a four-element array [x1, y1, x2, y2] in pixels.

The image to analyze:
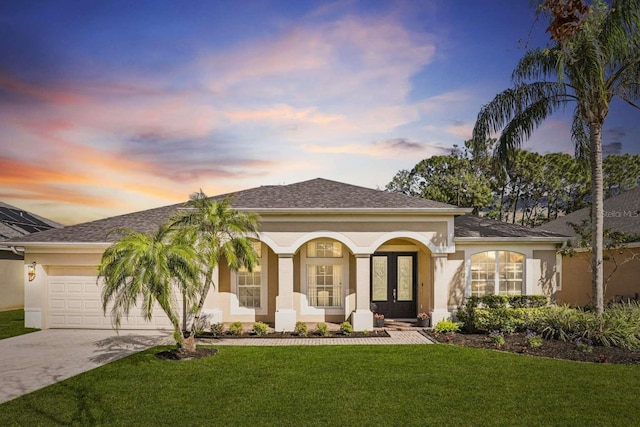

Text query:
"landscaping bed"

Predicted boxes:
[[196, 329, 390, 339], [424, 330, 640, 364]]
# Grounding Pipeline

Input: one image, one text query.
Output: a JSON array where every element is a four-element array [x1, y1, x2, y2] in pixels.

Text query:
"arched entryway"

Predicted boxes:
[[371, 238, 431, 320]]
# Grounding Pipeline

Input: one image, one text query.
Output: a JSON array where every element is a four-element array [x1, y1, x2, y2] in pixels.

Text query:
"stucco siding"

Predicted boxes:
[[557, 249, 640, 306], [532, 250, 558, 298], [0, 259, 23, 310]]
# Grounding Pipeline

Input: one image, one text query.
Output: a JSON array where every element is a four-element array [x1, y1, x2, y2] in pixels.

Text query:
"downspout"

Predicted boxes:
[[0, 245, 25, 255]]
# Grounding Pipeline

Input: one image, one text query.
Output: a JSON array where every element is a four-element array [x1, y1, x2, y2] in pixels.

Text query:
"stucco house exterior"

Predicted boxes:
[[538, 186, 640, 306], [5, 178, 566, 331], [0, 202, 62, 311]]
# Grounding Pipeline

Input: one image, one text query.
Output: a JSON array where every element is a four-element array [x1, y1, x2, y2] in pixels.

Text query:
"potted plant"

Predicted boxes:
[[416, 312, 430, 327], [373, 313, 385, 328]]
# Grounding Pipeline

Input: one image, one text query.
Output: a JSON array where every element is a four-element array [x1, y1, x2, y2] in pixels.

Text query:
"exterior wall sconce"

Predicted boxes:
[[28, 261, 36, 282]]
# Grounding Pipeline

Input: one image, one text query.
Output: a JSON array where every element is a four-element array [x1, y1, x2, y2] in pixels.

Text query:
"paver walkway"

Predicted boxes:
[[201, 330, 434, 346]]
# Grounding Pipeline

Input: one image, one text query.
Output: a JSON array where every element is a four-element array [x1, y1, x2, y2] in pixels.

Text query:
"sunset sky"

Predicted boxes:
[[2, 0, 638, 225]]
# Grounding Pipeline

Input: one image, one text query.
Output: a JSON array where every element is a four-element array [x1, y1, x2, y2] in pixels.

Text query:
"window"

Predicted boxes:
[[307, 241, 342, 258], [305, 240, 345, 308], [470, 251, 524, 296], [237, 241, 263, 308], [307, 265, 342, 307]]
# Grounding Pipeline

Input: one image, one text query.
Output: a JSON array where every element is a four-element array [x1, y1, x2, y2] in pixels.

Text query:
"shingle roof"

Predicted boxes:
[[455, 215, 568, 239], [7, 178, 462, 244], [537, 186, 640, 238], [0, 201, 63, 241]]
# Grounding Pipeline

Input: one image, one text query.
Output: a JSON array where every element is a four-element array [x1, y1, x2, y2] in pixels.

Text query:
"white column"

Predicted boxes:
[[431, 254, 451, 324], [275, 254, 296, 331], [202, 265, 223, 323], [351, 254, 373, 331]]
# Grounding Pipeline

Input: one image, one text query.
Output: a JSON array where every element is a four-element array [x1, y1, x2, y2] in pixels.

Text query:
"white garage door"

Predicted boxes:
[[48, 268, 181, 330]]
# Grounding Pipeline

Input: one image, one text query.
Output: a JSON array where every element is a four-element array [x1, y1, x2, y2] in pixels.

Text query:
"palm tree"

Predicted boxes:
[[98, 224, 200, 347], [472, 0, 640, 314], [173, 191, 260, 343]]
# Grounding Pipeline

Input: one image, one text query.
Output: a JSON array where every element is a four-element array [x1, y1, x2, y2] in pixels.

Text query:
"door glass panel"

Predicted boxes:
[[372, 256, 387, 301], [397, 256, 413, 301]]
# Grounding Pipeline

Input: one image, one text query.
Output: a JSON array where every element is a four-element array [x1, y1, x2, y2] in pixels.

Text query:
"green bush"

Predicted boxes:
[[525, 330, 543, 348], [434, 320, 461, 334], [294, 321, 308, 337], [253, 321, 269, 336], [529, 303, 640, 349], [457, 295, 547, 332], [315, 322, 330, 337], [210, 322, 224, 336], [228, 321, 244, 336], [489, 330, 505, 347], [482, 295, 509, 309], [340, 321, 353, 336]]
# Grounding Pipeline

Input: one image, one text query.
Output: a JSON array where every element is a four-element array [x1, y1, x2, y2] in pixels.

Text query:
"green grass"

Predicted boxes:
[[1, 345, 639, 426], [0, 310, 38, 340]]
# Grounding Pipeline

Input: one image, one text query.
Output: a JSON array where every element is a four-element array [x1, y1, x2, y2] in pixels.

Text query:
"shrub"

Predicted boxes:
[[457, 295, 547, 332], [434, 320, 461, 334], [482, 294, 509, 309], [210, 322, 224, 336], [228, 321, 244, 336], [574, 337, 594, 353], [340, 321, 353, 336], [315, 322, 330, 337], [253, 321, 269, 336], [294, 321, 308, 337], [525, 330, 543, 348], [489, 330, 505, 347]]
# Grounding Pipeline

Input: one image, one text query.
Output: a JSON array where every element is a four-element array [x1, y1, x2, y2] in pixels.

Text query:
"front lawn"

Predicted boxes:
[[1, 345, 639, 426], [0, 310, 38, 340]]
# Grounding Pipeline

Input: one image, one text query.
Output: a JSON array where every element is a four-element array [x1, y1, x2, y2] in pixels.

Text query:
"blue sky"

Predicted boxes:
[[1, 0, 638, 224]]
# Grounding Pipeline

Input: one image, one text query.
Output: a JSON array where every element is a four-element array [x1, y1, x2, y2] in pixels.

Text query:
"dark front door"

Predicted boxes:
[[371, 252, 417, 319]]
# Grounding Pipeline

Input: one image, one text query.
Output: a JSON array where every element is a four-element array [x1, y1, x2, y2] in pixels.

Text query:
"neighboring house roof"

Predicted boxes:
[[0, 201, 63, 241], [537, 186, 640, 238], [5, 178, 566, 245], [454, 215, 568, 240]]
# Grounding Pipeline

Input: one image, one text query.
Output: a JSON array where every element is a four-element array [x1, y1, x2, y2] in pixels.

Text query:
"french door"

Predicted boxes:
[[370, 252, 417, 319]]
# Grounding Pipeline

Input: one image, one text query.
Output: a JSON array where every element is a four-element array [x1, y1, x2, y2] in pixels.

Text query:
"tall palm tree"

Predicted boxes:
[[173, 191, 260, 341], [472, 0, 640, 313], [98, 224, 200, 346]]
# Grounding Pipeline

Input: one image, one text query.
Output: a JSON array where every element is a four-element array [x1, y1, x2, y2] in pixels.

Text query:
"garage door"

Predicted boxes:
[[48, 268, 181, 330]]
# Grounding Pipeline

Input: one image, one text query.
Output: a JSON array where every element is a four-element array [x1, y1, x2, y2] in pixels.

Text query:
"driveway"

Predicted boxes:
[[0, 329, 172, 404]]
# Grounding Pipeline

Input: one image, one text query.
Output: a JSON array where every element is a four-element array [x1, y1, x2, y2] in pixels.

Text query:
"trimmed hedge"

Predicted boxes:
[[457, 295, 548, 333]]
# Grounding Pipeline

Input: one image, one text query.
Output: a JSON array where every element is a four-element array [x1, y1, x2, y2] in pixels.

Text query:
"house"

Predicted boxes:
[[0, 202, 62, 311], [5, 178, 566, 331], [538, 186, 640, 305]]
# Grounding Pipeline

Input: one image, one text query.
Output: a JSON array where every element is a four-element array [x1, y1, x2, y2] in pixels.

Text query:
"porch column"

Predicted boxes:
[[202, 265, 223, 324], [351, 254, 373, 331], [431, 254, 451, 325], [275, 254, 296, 331]]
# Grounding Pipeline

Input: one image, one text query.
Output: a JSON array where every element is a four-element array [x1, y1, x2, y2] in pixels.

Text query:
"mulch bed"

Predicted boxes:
[[195, 330, 390, 339], [155, 348, 219, 361], [156, 330, 391, 360], [423, 330, 640, 364]]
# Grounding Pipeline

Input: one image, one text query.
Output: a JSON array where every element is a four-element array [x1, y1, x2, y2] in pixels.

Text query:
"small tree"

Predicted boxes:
[[98, 224, 200, 347], [172, 191, 260, 350]]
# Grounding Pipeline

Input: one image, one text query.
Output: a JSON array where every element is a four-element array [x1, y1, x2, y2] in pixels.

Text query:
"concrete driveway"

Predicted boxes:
[[0, 329, 172, 404]]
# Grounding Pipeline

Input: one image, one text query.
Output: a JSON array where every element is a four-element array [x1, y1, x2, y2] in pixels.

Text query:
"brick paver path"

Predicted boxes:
[[199, 330, 433, 346]]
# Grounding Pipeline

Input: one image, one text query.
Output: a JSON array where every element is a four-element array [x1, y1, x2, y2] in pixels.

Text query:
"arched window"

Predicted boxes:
[[470, 251, 524, 296], [305, 240, 345, 308]]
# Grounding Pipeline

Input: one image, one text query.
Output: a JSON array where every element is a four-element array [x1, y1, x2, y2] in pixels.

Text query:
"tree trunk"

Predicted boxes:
[[189, 267, 215, 334], [590, 123, 604, 314]]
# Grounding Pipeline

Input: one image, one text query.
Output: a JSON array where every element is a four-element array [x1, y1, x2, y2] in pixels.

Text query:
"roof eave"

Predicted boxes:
[[454, 236, 568, 244], [246, 207, 472, 215]]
